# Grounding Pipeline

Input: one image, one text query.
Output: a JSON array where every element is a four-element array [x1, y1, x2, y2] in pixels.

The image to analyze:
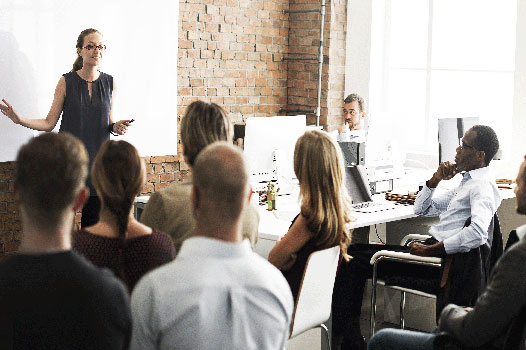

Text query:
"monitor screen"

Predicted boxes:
[[339, 142, 365, 166], [438, 117, 479, 163], [244, 115, 306, 183], [344, 165, 373, 204]]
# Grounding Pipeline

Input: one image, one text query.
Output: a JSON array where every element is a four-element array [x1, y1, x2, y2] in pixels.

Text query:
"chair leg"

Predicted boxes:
[[370, 260, 380, 338], [400, 291, 406, 329], [320, 324, 331, 350]]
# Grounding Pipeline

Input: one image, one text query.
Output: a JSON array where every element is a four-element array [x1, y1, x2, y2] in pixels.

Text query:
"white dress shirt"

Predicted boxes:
[[414, 166, 501, 254], [335, 129, 366, 143], [516, 224, 526, 241], [130, 237, 293, 350]]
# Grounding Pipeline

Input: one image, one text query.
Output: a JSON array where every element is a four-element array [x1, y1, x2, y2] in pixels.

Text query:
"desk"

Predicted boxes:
[[253, 187, 517, 258], [134, 187, 518, 258], [254, 192, 418, 258]]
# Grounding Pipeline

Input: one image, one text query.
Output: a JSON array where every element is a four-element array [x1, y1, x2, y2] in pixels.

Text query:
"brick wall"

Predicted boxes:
[[177, 0, 290, 124], [0, 162, 19, 258], [286, 0, 347, 129], [0, 0, 350, 258]]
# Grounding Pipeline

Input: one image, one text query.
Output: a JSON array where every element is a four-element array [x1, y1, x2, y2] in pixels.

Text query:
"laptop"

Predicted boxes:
[[345, 165, 398, 213]]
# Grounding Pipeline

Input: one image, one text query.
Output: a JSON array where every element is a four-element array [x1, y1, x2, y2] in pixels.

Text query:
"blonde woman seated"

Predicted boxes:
[[73, 141, 176, 292], [268, 130, 353, 302], [140, 101, 259, 252]]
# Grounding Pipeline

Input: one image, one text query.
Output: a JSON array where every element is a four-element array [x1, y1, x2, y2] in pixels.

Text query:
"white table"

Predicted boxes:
[[254, 192, 418, 258], [253, 187, 517, 258]]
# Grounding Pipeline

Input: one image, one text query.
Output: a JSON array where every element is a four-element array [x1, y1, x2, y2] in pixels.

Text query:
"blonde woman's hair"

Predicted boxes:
[[91, 140, 145, 285], [181, 100, 232, 167], [294, 130, 353, 260]]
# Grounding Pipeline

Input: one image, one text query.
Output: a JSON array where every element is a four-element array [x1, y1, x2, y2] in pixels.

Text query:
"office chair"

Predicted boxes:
[[369, 215, 501, 337], [369, 235, 442, 336], [289, 246, 340, 350]]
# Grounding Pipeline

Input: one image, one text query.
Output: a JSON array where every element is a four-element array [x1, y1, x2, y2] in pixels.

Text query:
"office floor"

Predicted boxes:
[[287, 281, 437, 350]]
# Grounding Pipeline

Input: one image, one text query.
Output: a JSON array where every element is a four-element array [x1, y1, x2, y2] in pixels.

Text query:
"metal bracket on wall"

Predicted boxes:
[[282, 57, 318, 61], [282, 9, 321, 14]]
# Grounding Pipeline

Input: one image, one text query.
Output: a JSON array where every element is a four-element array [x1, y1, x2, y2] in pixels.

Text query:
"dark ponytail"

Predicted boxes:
[[71, 56, 83, 72], [91, 140, 145, 290], [72, 28, 101, 72]]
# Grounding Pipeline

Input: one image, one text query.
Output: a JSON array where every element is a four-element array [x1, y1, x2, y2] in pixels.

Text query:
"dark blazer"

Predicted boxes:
[[439, 232, 526, 349]]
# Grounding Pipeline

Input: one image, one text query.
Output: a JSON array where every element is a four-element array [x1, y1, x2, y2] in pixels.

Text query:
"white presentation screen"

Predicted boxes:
[[0, 0, 178, 161]]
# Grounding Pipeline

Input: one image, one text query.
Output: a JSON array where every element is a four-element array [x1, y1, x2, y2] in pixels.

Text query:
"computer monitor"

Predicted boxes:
[[438, 117, 479, 163], [339, 142, 366, 166], [244, 115, 306, 184], [344, 165, 373, 204]]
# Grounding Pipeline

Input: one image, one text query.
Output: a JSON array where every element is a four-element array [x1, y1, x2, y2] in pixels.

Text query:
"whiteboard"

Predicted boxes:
[[0, 0, 179, 161]]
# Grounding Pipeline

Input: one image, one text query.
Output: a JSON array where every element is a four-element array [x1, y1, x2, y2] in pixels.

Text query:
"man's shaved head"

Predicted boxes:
[[193, 142, 249, 223]]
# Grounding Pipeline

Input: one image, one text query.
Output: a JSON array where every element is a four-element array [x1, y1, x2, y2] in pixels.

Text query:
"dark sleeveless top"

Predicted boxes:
[[282, 214, 329, 304], [60, 71, 113, 194]]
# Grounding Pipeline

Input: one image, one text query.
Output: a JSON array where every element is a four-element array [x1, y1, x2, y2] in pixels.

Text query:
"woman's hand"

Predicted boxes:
[[0, 99, 22, 125], [113, 120, 132, 135]]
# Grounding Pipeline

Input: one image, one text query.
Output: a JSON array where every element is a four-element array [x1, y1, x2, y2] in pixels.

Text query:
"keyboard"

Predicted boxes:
[[351, 201, 398, 213]]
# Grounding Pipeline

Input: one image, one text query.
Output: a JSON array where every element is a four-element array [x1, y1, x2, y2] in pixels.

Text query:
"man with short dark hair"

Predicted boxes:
[[332, 125, 502, 350], [0, 133, 131, 350], [368, 154, 526, 350], [336, 93, 367, 142], [130, 142, 293, 350]]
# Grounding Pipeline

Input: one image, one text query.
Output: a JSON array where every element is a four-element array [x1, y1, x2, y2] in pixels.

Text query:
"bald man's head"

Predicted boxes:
[[192, 142, 249, 224]]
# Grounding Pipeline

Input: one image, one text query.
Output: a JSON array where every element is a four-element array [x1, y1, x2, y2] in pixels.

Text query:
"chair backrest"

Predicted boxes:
[[289, 245, 340, 338]]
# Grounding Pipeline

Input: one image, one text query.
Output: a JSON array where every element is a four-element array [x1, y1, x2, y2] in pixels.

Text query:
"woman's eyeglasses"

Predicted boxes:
[[82, 45, 107, 51]]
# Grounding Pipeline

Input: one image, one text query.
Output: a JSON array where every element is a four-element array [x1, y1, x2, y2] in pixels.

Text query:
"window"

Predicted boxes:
[[368, 0, 517, 157]]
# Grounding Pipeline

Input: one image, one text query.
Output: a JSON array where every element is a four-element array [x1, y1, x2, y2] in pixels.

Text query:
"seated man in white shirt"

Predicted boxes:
[[130, 142, 294, 350], [332, 125, 502, 350], [335, 93, 367, 143], [368, 155, 526, 350]]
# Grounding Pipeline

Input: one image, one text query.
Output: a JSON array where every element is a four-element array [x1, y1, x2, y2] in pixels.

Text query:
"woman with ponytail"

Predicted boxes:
[[268, 130, 354, 302], [73, 140, 176, 292], [1, 28, 133, 228]]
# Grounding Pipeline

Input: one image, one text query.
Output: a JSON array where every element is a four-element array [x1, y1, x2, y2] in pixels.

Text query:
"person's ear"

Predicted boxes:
[[477, 150, 486, 165], [72, 187, 89, 212], [361, 111, 367, 119]]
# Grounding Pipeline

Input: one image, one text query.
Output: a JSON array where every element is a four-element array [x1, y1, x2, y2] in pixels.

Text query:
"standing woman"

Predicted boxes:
[[0, 28, 131, 227]]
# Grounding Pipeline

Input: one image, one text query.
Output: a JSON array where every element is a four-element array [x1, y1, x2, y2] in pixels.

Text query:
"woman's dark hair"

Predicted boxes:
[[470, 125, 500, 165], [72, 28, 101, 72], [91, 140, 144, 284]]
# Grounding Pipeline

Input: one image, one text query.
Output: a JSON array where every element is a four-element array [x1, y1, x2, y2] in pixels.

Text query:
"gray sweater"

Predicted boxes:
[[439, 225, 526, 349]]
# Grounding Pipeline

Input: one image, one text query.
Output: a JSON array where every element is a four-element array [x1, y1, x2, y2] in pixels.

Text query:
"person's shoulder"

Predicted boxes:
[[147, 230, 177, 253], [156, 182, 191, 204], [246, 251, 292, 288], [69, 251, 126, 291], [99, 71, 113, 79], [498, 238, 526, 265]]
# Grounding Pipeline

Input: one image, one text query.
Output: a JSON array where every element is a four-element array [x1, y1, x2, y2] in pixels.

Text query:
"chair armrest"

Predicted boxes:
[[370, 250, 442, 266], [400, 234, 433, 245]]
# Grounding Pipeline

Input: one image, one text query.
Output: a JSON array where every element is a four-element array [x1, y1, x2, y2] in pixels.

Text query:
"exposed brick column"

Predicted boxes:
[[285, 0, 346, 130], [326, 0, 347, 131]]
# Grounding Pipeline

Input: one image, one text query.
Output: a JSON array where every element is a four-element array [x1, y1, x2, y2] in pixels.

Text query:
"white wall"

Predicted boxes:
[[0, 0, 179, 161]]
